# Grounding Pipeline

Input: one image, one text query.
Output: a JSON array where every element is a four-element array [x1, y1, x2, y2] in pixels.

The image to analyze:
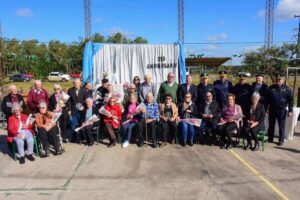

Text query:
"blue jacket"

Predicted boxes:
[[213, 79, 233, 109], [267, 84, 293, 112]]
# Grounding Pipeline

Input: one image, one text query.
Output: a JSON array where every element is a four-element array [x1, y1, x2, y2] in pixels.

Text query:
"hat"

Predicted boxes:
[[256, 74, 264, 78], [275, 73, 284, 80], [239, 74, 246, 79], [219, 70, 227, 76], [200, 73, 209, 79], [102, 78, 108, 83]]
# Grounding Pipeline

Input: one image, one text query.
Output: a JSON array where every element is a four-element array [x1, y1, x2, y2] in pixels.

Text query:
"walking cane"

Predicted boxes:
[[144, 112, 148, 146]]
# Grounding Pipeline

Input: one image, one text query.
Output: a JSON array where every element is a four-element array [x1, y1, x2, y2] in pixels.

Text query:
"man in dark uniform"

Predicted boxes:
[[233, 74, 252, 118], [251, 74, 268, 109], [267, 74, 293, 146], [196, 73, 215, 105], [213, 70, 233, 110]]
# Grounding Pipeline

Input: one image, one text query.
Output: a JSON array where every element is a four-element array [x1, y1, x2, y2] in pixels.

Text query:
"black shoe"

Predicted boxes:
[[182, 142, 186, 147], [251, 143, 259, 151], [88, 142, 94, 146], [26, 154, 35, 161], [220, 143, 226, 149], [267, 139, 273, 143], [189, 141, 194, 146], [278, 142, 284, 146], [45, 149, 50, 155], [19, 157, 25, 164], [137, 142, 144, 148], [225, 143, 232, 149], [62, 139, 68, 143], [243, 142, 251, 150], [107, 140, 116, 148], [54, 150, 62, 155], [153, 143, 157, 148]]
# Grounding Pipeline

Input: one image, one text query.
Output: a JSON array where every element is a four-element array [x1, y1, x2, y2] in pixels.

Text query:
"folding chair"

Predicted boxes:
[[9, 136, 40, 160]]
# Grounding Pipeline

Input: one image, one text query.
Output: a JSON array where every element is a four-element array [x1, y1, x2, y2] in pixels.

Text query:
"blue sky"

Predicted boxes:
[[1, 0, 300, 64]]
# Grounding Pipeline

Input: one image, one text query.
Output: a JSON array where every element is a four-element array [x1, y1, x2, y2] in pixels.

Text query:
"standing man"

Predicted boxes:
[[27, 80, 49, 113], [251, 74, 268, 109], [67, 78, 88, 142], [2, 85, 26, 121], [196, 73, 215, 105], [178, 74, 197, 103], [96, 78, 109, 108], [267, 74, 293, 146], [213, 70, 233, 110], [157, 72, 179, 104], [233, 74, 252, 118], [139, 73, 157, 102]]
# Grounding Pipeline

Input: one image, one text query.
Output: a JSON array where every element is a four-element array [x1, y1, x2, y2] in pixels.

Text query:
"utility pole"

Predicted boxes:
[[84, 0, 92, 40], [294, 15, 300, 102], [178, 0, 184, 43], [0, 20, 4, 86]]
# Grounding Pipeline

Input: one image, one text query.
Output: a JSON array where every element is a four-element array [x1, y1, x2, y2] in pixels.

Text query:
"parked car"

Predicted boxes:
[[70, 73, 81, 78], [23, 73, 34, 79], [238, 72, 251, 77], [9, 74, 31, 82], [47, 72, 70, 82]]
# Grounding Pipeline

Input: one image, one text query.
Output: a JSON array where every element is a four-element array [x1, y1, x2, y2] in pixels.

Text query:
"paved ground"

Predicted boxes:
[[0, 124, 299, 200]]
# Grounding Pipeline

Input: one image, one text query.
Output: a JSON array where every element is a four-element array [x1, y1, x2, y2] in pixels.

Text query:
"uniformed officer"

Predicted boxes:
[[196, 73, 215, 105], [213, 70, 233, 109], [267, 74, 293, 146], [233, 74, 252, 118], [251, 74, 268, 109]]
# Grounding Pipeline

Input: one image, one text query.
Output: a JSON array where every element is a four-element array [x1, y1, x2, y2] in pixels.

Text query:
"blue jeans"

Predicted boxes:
[[122, 122, 136, 142], [181, 121, 195, 144], [13, 130, 34, 157], [70, 112, 81, 141]]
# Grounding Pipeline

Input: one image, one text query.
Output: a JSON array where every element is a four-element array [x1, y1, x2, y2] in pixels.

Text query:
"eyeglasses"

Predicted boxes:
[[134, 79, 140, 81], [130, 88, 136, 89], [110, 101, 115, 103], [165, 97, 171, 100]]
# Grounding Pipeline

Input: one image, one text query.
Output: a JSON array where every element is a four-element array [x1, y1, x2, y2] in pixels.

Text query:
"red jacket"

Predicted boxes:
[[27, 88, 49, 112], [103, 104, 122, 128], [7, 114, 34, 143]]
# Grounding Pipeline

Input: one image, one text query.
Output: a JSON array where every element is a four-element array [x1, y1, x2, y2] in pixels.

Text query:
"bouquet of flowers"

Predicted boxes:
[[25, 114, 35, 126], [122, 102, 146, 125], [75, 114, 100, 132], [99, 106, 119, 124], [49, 112, 62, 126]]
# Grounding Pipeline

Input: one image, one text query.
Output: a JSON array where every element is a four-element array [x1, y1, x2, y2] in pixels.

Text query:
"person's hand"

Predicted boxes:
[[208, 114, 213, 119], [202, 114, 207, 118], [44, 125, 51, 132], [16, 134, 23, 139], [169, 117, 175, 122], [23, 124, 29, 129], [287, 112, 292, 118], [163, 117, 168, 121], [68, 111, 71, 116], [146, 118, 153, 123], [186, 109, 191, 113], [227, 118, 234, 122], [176, 117, 180, 122], [250, 122, 258, 128], [219, 118, 225, 123]]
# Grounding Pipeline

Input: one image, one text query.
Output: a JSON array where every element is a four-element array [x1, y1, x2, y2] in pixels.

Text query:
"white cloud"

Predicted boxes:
[[102, 26, 134, 37], [275, 0, 300, 21], [206, 33, 227, 41], [15, 8, 33, 17]]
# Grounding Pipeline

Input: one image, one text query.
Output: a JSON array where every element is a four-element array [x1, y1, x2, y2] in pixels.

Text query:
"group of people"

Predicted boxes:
[[1, 70, 294, 164]]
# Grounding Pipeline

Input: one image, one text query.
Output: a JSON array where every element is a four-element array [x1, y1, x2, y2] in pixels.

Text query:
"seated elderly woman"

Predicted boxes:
[[121, 94, 140, 148], [217, 94, 243, 149], [123, 83, 139, 106], [159, 93, 178, 146], [177, 93, 198, 147], [103, 96, 122, 147], [242, 92, 265, 151], [80, 98, 99, 146], [35, 101, 62, 156], [7, 103, 35, 164]]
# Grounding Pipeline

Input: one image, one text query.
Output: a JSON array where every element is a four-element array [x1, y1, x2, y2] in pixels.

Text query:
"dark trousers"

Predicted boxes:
[[81, 125, 94, 144], [59, 107, 69, 140], [161, 121, 177, 142], [268, 108, 287, 143], [137, 120, 157, 145], [38, 126, 60, 152], [217, 122, 237, 145], [199, 120, 217, 142], [242, 124, 260, 144], [105, 123, 116, 142]]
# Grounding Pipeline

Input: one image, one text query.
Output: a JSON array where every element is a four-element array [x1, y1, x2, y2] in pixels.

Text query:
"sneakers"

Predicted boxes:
[[122, 141, 129, 148]]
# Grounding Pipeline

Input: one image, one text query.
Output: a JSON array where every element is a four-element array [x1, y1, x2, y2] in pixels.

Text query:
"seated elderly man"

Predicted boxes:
[[137, 92, 159, 148], [80, 98, 99, 146], [7, 103, 35, 164], [35, 101, 62, 156], [2, 85, 26, 122]]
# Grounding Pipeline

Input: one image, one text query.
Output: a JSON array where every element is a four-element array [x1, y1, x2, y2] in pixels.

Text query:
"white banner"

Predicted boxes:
[[92, 44, 180, 95]]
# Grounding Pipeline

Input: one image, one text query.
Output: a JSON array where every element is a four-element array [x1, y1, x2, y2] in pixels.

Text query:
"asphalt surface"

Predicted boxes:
[[0, 125, 299, 200]]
